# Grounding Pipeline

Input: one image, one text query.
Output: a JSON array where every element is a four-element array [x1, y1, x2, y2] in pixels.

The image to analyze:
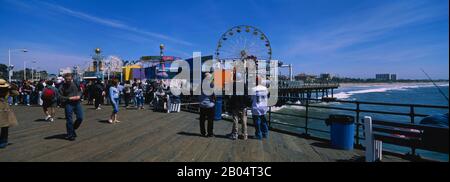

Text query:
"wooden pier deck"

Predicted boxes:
[[0, 104, 406, 162]]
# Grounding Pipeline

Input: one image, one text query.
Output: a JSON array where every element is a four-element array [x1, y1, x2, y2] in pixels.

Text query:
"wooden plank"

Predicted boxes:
[[29, 109, 168, 161], [68, 114, 177, 161], [0, 105, 410, 162], [92, 113, 193, 162]]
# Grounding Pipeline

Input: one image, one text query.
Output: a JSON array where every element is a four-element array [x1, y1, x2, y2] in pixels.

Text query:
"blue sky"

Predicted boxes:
[[0, 0, 448, 79]]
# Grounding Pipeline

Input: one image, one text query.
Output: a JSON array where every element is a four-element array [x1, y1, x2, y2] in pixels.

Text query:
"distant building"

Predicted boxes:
[[48, 74, 57, 80], [295, 73, 317, 82], [320, 73, 333, 81], [59, 67, 72, 76], [376, 74, 390, 81], [376, 74, 396, 81], [279, 75, 289, 80], [390, 74, 397, 81]]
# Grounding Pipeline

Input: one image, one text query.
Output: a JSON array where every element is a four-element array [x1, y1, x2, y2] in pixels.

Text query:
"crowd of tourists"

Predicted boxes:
[[0, 69, 270, 148]]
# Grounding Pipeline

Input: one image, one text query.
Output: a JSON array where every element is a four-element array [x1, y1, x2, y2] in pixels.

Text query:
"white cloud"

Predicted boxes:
[[10, 51, 89, 75], [0, 41, 89, 74], [279, 0, 448, 79], [38, 1, 194, 47], [284, 0, 447, 56]]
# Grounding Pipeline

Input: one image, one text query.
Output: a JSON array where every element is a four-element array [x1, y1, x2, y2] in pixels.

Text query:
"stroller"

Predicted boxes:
[[152, 85, 181, 113], [152, 84, 170, 113]]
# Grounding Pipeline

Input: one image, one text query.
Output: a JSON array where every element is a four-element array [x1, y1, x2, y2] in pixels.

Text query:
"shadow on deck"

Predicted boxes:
[[0, 105, 407, 162]]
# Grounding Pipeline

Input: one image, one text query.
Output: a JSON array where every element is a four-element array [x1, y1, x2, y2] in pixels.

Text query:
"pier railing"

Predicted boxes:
[[179, 95, 448, 159], [268, 97, 449, 158]]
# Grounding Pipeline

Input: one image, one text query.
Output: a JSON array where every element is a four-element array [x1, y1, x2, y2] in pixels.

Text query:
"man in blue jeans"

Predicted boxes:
[[59, 73, 83, 141], [22, 82, 32, 106], [251, 77, 269, 140]]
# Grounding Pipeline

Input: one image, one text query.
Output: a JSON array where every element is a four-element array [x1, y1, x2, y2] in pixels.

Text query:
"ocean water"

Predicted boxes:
[[270, 82, 449, 161]]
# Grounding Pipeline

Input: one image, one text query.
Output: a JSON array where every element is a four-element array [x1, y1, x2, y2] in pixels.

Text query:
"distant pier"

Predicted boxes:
[[278, 81, 339, 103]]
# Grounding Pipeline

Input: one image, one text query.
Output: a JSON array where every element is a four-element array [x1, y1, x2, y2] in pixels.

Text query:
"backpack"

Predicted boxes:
[[42, 87, 56, 101], [37, 83, 45, 91], [124, 84, 131, 94]]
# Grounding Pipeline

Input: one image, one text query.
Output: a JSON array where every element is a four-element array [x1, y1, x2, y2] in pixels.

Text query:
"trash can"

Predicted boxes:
[[214, 96, 223, 121], [326, 114, 355, 150]]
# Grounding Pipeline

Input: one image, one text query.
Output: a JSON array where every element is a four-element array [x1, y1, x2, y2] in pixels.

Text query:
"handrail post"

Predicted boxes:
[[355, 102, 360, 146], [268, 106, 272, 128], [409, 106, 416, 156], [364, 116, 375, 162], [305, 100, 309, 136]]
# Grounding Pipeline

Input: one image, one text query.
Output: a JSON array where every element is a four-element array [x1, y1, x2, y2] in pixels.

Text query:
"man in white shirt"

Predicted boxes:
[[251, 76, 269, 140]]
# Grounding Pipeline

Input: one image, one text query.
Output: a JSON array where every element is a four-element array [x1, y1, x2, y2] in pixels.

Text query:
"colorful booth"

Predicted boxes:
[[123, 65, 143, 81]]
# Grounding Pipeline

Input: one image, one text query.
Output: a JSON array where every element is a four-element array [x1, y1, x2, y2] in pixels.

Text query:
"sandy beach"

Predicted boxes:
[[338, 82, 449, 88]]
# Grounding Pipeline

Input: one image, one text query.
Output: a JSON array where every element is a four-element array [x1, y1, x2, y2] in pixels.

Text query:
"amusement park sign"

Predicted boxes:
[[140, 56, 182, 62]]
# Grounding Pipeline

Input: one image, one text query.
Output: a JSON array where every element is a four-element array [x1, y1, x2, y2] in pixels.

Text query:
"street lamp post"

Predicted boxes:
[[107, 62, 111, 80], [38, 67, 43, 80], [24, 61, 27, 81], [31, 60, 37, 82], [8, 48, 27, 82]]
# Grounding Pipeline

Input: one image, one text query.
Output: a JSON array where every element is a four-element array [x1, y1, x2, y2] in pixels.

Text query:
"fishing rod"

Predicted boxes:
[[420, 68, 449, 102]]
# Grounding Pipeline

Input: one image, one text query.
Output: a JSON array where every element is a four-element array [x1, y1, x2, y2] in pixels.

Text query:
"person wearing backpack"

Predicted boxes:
[[132, 79, 139, 108], [93, 79, 104, 110], [198, 72, 216, 137], [227, 72, 251, 140], [134, 83, 145, 110], [123, 80, 132, 108], [117, 82, 124, 105], [37, 80, 46, 106], [86, 80, 94, 105], [42, 80, 58, 122]]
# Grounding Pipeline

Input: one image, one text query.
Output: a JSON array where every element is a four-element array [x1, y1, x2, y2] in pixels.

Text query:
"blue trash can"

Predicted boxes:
[[214, 96, 223, 121], [326, 115, 355, 150]]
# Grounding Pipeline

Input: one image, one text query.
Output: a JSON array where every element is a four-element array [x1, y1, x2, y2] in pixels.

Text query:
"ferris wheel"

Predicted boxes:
[[82, 61, 92, 72], [106, 55, 123, 72], [215, 25, 272, 62]]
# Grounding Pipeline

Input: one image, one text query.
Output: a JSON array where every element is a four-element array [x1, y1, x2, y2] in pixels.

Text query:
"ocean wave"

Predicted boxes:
[[270, 105, 306, 112], [334, 83, 449, 100], [270, 101, 305, 112], [333, 92, 350, 99], [270, 106, 284, 112], [286, 105, 306, 110], [271, 119, 296, 126]]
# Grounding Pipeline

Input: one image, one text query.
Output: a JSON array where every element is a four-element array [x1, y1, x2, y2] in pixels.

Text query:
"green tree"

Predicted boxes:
[[0, 64, 8, 79]]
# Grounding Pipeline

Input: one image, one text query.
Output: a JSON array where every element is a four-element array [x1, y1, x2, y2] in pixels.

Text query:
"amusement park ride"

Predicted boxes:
[[139, 44, 184, 78], [215, 25, 293, 81], [79, 25, 295, 85], [74, 25, 335, 108], [215, 25, 272, 61], [83, 48, 105, 80], [82, 45, 183, 82], [83, 48, 123, 81]]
